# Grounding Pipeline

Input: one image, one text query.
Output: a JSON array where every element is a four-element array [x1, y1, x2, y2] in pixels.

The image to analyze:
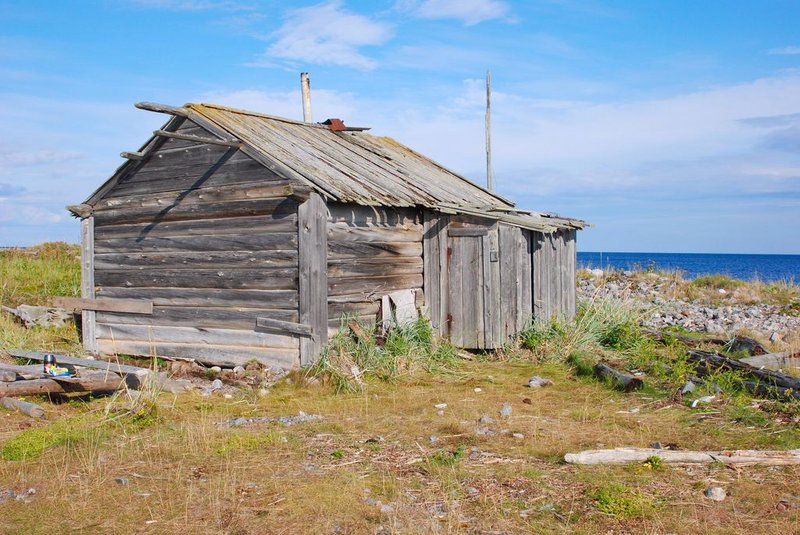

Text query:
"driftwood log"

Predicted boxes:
[[687, 350, 800, 392], [593, 362, 643, 392], [740, 352, 800, 371], [565, 447, 800, 466], [0, 371, 123, 397], [0, 397, 44, 418]]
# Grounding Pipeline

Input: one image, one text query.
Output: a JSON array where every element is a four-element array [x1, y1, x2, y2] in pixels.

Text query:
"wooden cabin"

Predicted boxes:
[[67, 102, 586, 369]]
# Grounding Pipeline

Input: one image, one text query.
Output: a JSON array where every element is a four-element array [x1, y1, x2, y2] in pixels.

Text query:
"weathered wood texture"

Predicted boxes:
[[326, 204, 423, 329], [299, 193, 329, 364], [438, 216, 505, 349], [81, 217, 97, 353], [532, 229, 576, 321], [565, 447, 800, 466], [88, 120, 303, 367], [498, 223, 532, 338]]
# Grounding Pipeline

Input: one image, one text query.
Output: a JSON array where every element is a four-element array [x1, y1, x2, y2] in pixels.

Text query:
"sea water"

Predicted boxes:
[[577, 252, 800, 282]]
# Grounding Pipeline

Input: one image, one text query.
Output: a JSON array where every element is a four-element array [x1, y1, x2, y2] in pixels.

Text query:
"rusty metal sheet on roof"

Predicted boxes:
[[189, 103, 508, 209]]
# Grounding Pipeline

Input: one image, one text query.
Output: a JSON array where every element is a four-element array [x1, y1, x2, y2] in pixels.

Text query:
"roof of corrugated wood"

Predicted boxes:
[[83, 102, 586, 232]]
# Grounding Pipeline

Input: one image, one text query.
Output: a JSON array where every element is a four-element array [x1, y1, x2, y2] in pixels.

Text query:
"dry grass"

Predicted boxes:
[[2, 248, 799, 533], [1, 362, 800, 534]]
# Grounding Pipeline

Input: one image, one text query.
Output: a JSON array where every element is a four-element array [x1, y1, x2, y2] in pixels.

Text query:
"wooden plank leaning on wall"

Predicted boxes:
[[81, 216, 97, 353], [298, 192, 328, 366]]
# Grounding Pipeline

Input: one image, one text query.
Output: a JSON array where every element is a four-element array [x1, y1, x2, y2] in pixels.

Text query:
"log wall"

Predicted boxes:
[[326, 203, 424, 332], [91, 120, 301, 368]]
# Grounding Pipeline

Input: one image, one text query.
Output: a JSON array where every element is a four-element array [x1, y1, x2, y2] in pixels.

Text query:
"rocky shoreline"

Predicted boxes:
[[577, 270, 800, 346]]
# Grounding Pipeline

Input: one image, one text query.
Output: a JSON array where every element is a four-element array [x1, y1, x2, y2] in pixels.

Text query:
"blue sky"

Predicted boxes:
[[1, 0, 799, 253]]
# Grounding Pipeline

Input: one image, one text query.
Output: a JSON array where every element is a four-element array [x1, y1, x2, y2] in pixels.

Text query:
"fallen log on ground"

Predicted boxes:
[[740, 352, 800, 371], [741, 380, 800, 401], [726, 336, 769, 356], [593, 362, 643, 392], [0, 397, 44, 418], [687, 350, 800, 392], [0, 370, 16, 382], [644, 329, 726, 347], [565, 447, 800, 466], [0, 363, 43, 381], [0, 371, 124, 397], [9, 350, 151, 389]]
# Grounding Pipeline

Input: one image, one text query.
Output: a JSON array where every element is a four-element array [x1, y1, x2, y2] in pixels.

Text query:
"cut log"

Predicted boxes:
[[8, 350, 152, 389], [593, 362, 643, 392], [565, 447, 800, 466], [0, 371, 123, 397], [687, 350, 800, 392], [0, 364, 41, 380], [0, 397, 44, 418], [0, 370, 16, 382]]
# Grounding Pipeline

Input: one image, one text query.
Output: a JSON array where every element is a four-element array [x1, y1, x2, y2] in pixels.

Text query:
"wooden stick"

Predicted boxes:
[[593, 362, 643, 392], [153, 129, 241, 148], [0, 371, 123, 397], [565, 447, 800, 466], [0, 397, 44, 418]]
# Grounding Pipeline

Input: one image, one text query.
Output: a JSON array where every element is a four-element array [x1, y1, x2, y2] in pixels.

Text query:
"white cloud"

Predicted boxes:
[[130, 0, 249, 11], [768, 46, 800, 56], [259, 1, 393, 70], [410, 0, 510, 25]]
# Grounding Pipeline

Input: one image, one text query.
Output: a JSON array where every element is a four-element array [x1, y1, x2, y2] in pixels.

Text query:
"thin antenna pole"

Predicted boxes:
[[301, 72, 312, 122], [485, 69, 493, 191]]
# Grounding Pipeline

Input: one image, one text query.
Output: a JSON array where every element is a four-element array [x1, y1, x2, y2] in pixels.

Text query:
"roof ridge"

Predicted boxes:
[[186, 103, 330, 129]]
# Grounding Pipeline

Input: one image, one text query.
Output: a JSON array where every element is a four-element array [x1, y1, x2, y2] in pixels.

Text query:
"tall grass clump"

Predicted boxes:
[[309, 316, 460, 392], [519, 296, 652, 364]]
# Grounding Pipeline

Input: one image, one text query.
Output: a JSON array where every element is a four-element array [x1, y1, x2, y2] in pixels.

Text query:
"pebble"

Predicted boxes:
[[474, 387, 482, 393], [512, 432, 525, 440], [114, 477, 129, 486], [465, 486, 480, 498], [210, 379, 223, 391], [692, 395, 716, 408], [478, 415, 495, 424], [527, 376, 553, 388], [705, 486, 727, 501], [436, 410, 445, 416], [434, 403, 448, 409], [499, 403, 513, 418], [209, 366, 222, 374], [233, 366, 245, 375], [681, 381, 696, 394], [429, 435, 439, 444]]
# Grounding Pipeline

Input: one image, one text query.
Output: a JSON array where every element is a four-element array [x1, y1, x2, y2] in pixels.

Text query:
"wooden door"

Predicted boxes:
[[445, 225, 500, 349]]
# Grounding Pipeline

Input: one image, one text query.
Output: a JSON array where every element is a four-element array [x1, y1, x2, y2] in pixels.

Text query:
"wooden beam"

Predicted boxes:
[[120, 151, 145, 160], [448, 228, 488, 237], [52, 297, 153, 315], [67, 204, 93, 218], [153, 129, 241, 148], [135, 101, 189, 117], [81, 217, 97, 353], [298, 192, 328, 365], [565, 447, 800, 466], [255, 317, 313, 338]]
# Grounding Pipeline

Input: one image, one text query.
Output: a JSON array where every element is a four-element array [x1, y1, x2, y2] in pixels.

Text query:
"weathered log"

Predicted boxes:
[[0, 397, 44, 418], [8, 350, 151, 389], [740, 352, 800, 371], [741, 380, 800, 401], [687, 350, 800, 392], [565, 447, 800, 466], [0, 372, 123, 397], [0, 364, 41, 380], [0, 370, 16, 382], [644, 329, 726, 347], [593, 362, 643, 392], [726, 336, 769, 356]]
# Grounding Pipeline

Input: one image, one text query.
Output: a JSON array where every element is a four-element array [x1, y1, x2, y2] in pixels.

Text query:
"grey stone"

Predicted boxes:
[[209, 366, 222, 374], [705, 486, 726, 501], [114, 477, 129, 485], [681, 381, 696, 394], [512, 432, 525, 440], [429, 435, 439, 444], [478, 415, 494, 424], [499, 402, 512, 418], [233, 366, 245, 375]]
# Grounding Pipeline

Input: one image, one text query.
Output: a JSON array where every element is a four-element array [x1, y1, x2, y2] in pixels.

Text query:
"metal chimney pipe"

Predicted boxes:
[[301, 72, 312, 122]]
